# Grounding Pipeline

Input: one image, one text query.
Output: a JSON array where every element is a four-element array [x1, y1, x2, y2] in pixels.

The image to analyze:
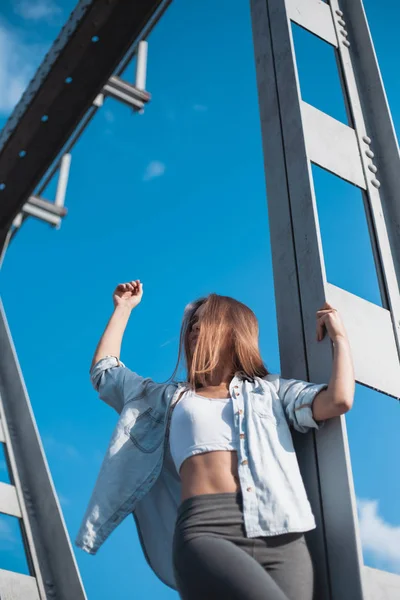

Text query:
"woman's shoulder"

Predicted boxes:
[[262, 372, 280, 386]]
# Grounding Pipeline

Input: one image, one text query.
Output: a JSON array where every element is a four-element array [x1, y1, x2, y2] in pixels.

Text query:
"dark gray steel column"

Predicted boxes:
[[0, 300, 87, 599], [250, 1, 400, 599], [339, 0, 400, 281]]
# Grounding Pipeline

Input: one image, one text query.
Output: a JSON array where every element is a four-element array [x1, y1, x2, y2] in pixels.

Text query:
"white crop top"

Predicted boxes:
[[169, 389, 239, 474]]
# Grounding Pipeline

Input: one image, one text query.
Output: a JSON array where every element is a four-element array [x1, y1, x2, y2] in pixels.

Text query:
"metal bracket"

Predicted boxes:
[[0, 154, 71, 268], [95, 40, 150, 112], [103, 75, 150, 110], [19, 195, 68, 228], [16, 153, 71, 230]]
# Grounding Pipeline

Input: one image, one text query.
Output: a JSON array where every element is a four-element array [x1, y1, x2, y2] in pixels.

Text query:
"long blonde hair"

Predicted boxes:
[[170, 294, 269, 388]]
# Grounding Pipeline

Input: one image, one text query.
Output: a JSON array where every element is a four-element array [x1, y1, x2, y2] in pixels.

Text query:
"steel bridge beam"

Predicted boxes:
[[0, 0, 171, 248]]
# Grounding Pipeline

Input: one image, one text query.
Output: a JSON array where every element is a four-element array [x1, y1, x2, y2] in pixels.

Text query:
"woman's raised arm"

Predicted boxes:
[[91, 279, 143, 370]]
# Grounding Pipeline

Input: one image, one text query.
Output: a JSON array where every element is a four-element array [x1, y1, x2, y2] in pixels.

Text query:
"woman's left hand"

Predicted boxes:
[[316, 302, 347, 342]]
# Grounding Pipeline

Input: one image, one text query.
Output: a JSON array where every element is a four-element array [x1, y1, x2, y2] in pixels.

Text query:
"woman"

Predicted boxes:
[[76, 279, 355, 600]]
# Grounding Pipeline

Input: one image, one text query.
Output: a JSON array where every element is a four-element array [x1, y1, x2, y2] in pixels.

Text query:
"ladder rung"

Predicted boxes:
[[0, 481, 22, 518], [0, 568, 40, 600]]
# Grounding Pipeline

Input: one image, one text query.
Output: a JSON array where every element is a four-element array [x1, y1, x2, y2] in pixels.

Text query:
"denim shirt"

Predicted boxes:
[[75, 356, 327, 590]]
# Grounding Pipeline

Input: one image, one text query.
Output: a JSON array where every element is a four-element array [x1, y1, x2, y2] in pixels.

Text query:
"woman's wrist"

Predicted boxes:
[[113, 303, 134, 318], [332, 334, 349, 347]]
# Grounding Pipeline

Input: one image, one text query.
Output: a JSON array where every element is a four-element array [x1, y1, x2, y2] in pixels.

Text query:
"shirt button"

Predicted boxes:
[[246, 487, 253, 492], [239, 433, 245, 439], [241, 459, 248, 465]]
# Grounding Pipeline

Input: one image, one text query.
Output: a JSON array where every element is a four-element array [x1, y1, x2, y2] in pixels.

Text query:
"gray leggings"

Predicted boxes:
[[172, 491, 314, 600]]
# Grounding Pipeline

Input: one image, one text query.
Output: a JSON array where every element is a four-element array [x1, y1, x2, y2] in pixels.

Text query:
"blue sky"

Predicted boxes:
[[0, 1, 399, 598]]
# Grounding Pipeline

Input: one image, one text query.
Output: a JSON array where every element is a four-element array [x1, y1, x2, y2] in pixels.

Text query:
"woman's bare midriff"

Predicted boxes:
[[179, 450, 241, 502]]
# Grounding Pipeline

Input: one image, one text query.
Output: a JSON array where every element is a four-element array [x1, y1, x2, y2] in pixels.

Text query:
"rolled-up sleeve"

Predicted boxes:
[[90, 356, 154, 413], [278, 377, 328, 433]]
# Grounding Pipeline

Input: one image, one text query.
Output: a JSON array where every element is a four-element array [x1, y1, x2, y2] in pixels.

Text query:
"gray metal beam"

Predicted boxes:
[[0, 481, 22, 518], [250, 0, 400, 598], [0, 0, 171, 240], [0, 300, 86, 600], [250, 1, 333, 595], [363, 566, 400, 600], [0, 569, 40, 600], [25, 195, 67, 218], [301, 102, 366, 189], [20, 196, 68, 228], [339, 0, 400, 289], [286, 0, 337, 46], [328, 0, 400, 375], [103, 75, 151, 110]]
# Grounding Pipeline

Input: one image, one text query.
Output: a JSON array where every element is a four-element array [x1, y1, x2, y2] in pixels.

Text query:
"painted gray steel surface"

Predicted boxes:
[[0, 569, 40, 600], [0, 300, 87, 599], [340, 0, 400, 286], [250, 0, 400, 598], [363, 567, 400, 600]]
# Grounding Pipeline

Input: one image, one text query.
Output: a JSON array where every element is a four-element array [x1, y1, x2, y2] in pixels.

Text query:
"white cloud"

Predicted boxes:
[[193, 104, 208, 112], [0, 21, 49, 115], [357, 498, 400, 573], [143, 160, 166, 182], [14, 1, 61, 22], [0, 24, 31, 114]]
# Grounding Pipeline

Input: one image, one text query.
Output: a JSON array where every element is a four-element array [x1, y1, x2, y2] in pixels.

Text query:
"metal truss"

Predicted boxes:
[[251, 0, 400, 598], [0, 0, 171, 257]]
